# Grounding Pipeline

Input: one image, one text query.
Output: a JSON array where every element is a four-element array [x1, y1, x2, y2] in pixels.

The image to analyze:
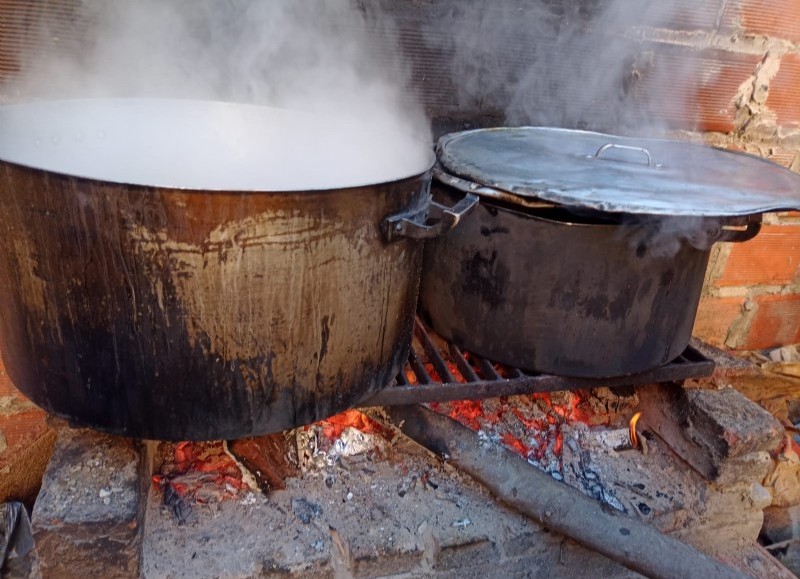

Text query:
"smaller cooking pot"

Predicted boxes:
[[420, 127, 800, 378]]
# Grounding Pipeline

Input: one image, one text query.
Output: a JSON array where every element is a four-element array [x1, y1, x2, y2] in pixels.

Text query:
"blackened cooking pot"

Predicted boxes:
[[421, 127, 800, 378], [0, 98, 475, 440]]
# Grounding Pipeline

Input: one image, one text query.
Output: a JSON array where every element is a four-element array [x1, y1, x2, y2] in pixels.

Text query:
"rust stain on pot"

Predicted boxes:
[[9, 236, 63, 346], [126, 209, 366, 364]]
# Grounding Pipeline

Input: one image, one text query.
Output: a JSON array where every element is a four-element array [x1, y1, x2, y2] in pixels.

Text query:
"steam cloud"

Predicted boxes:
[[8, 0, 730, 252], [11, 0, 431, 172], [430, 0, 695, 133]]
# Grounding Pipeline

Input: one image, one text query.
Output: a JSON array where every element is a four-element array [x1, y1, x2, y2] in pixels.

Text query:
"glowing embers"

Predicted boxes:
[[151, 410, 394, 523], [297, 409, 399, 474], [427, 390, 627, 477], [404, 330, 640, 478], [152, 441, 253, 522]]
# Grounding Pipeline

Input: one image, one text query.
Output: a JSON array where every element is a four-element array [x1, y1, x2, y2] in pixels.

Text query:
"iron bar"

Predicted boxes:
[[362, 318, 715, 408]]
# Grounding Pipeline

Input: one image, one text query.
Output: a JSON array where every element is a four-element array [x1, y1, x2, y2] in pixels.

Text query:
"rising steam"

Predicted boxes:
[[428, 0, 695, 133], [9, 0, 432, 181]]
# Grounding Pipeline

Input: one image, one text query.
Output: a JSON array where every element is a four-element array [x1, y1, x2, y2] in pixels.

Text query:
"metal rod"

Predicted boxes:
[[408, 349, 432, 385], [448, 344, 481, 383], [363, 361, 713, 407], [364, 321, 715, 408], [414, 319, 456, 383], [474, 356, 500, 381]]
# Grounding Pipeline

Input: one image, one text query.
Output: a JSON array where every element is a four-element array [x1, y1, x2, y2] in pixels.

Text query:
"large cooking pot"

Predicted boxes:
[[0, 98, 476, 440], [421, 127, 800, 378]]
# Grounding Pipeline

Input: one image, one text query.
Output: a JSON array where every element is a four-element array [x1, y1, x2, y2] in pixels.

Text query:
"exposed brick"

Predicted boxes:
[[717, 224, 800, 287], [744, 294, 800, 349], [0, 0, 89, 84], [765, 149, 799, 169], [648, 0, 726, 32], [0, 350, 53, 503], [693, 296, 746, 347], [768, 53, 800, 129], [721, 0, 800, 44]]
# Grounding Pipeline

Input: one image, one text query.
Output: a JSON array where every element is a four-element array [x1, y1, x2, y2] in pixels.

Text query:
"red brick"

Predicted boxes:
[[0, 352, 48, 468], [765, 148, 798, 169], [693, 296, 746, 347], [717, 224, 800, 287], [767, 53, 800, 128], [743, 294, 800, 349], [0, 349, 53, 503], [722, 0, 800, 44], [651, 0, 726, 31], [0, 0, 89, 83]]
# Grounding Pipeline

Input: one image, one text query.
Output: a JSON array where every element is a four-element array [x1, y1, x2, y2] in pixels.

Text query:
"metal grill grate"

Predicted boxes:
[[362, 317, 715, 407]]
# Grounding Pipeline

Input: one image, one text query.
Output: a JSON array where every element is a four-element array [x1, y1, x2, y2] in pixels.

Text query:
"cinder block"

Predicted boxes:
[[637, 383, 784, 482], [434, 537, 499, 572]]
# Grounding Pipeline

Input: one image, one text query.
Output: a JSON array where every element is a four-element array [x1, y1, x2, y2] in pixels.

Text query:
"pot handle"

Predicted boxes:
[[590, 143, 660, 168], [716, 214, 762, 243], [382, 192, 480, 242]]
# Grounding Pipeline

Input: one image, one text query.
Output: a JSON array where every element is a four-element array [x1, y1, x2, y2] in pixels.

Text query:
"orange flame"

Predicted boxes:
[[629, 412, 642, 449]]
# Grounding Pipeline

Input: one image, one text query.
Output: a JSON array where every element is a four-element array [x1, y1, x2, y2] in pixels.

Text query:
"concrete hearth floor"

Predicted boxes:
[[143, 434, 641, 579], [30, 415, 793, 579]]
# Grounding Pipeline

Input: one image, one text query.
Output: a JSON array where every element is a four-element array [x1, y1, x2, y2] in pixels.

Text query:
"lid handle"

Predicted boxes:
[[591, 143, 659, 168]]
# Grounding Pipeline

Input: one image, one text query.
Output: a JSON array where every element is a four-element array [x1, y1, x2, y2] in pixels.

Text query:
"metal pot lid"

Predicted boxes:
[[436, 127, 800, 217]]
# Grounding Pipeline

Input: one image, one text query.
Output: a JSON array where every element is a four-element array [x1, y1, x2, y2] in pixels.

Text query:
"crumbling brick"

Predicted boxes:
[[637, 383, 783, 484]]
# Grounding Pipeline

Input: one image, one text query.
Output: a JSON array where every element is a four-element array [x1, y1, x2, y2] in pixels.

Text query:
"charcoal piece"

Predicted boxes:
[[164, 484, 192, 526], [228, 434, 299, 495], [291, 498, 322, 524]]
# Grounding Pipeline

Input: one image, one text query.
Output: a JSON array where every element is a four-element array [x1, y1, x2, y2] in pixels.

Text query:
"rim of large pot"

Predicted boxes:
[[0, 97, 436, 192]]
